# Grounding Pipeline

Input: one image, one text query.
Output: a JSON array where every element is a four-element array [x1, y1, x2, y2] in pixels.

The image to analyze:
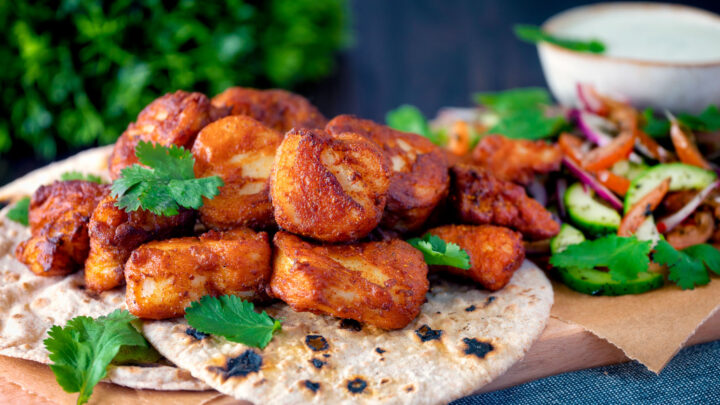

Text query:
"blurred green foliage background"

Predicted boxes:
[[0, 0, 350, 160]]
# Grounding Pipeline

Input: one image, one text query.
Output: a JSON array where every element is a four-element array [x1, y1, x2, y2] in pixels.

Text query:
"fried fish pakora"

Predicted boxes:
[[108, 90, 214, 179], [427, 224, 525, 291], [211, 87, 327, 133], [450, 164, 560, 240], [84, 195, 195, 292], [126, 228, 272, 319], [192, 116, 283, 230], [270, 232, 428, 329], [270, 128, 391, 242], [15, 181, 108, 277], [470, 135, 562, 185], [326, 115, 450, 233]]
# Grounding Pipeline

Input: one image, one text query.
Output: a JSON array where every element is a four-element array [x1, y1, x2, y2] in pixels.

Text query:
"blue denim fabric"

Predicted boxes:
[[454, 340, 720, 405]]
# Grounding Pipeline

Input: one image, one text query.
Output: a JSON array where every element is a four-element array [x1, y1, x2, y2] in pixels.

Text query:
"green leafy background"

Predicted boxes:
[[0, 0, 350, 160]]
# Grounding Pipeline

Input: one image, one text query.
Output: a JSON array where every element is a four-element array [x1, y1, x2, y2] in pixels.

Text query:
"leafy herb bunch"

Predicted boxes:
[[0, 0, 350, 159]]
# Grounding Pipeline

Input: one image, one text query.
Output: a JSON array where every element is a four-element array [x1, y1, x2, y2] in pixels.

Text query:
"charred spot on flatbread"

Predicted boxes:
[[185, 327, 209, 340], [339, 318, 363, 332], [305, 335, 329, 351], [484, 296, 497, 307], [465, 305, 476, 312], [310, 358, 326, 369], [463, 338, 494, 359], [346, 377, 368, 394], [210, 350, 262, 380], [375, 347, 386, 354], [404, 385, 415, 392], [322, 353, 331, 358], [415, 324, 442, 342], [303, 380, 320, 393]]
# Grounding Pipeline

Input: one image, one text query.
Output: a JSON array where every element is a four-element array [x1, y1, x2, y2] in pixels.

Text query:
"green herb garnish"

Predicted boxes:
[[184, 295, 282, 349], [111, 141, 223, 216], [386, 104, 444, 145], [654, 241, 719, 290], [473, 88, 567, 139], [642, 106, 720, 137], [6, 196, 30, 226], [44, 310, 156, 405], [514, 24, 605, 54], [550, 235, 652, 282], [61, 171, 105, 184], [408, 234, 471, 269]]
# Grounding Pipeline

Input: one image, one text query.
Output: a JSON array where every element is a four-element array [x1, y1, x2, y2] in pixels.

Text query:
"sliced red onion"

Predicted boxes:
[[527, 179, 548, 206], [556, 178, 568, 218], [576, 83, 605, 114], [562, 156, 624, 210], [657, 181, 719, 233], [575, 110, 614, 146]]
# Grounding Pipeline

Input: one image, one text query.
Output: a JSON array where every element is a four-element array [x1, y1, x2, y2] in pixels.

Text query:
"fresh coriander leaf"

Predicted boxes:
[[43, 310, 151, 405], [642, 108, 671, 137], [653, 241, 710, 290], [110, 141, 223, 216], [60, 171, 105, 184], [385, 104, 444, 145], [407, 234, 471, 269], [514, 24, 605, 54], [490, 108, 567, 139], [474, 87, 551, 113], [112, 344, 162, 365], [185, 295, 282, 349], [678, 105, 720, 132], [550, 235, 652, 282], [684, 244, 720, 276], [6, 196, 30, 226]]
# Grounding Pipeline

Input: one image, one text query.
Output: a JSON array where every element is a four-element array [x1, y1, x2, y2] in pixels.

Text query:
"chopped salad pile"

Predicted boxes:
[[387, 84, 720, 295]]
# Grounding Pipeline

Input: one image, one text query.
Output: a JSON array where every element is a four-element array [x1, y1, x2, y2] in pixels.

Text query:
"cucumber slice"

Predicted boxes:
[[624, 163, 717, 213], [611, 160, 647, 181], [565, 183, 621, 236], [634, 216, 663, 248], [557, 267, 664, 296], [550, 224, 586, 254]]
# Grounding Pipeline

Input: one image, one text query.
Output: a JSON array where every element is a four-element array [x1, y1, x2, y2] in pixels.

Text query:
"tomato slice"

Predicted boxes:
[[596, 170, 630, 196], [558, 132, 585, 164], [583, 130, 636, 172], [618, 177, 670, 237], [670, 119, 711, 169]]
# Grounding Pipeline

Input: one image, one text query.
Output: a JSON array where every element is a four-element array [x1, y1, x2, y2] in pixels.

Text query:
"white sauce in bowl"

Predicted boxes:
[[547, 5, 720, 64]]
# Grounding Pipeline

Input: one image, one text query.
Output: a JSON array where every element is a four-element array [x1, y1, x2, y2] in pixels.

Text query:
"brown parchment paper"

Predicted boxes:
[[551, 279, 720, 373]]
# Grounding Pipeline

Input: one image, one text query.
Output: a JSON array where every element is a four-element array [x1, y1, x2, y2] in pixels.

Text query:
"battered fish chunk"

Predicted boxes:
[[270, 232, 429, 330], [326, 115, 449, 233], [211, 87, 327, 133], [270, 128, 391, 242], [84, 195, 195, 291], [470, 135, 562, 185], [109, 90, 214, 179], [450, 165, 560, 240], [193, 116, 283, 230], [427, 224, 525, 291], [15, 181, 107, 277], [126, 228, 272, 319]]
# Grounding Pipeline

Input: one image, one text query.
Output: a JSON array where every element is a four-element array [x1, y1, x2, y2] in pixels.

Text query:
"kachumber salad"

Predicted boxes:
[[391, 84, 720, 296]]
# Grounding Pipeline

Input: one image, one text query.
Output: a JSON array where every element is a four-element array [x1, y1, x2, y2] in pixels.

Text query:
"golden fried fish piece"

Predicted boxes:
[[15, 181, 108, 277], [427, 224, 525, 291], [450, 164, 560, 240], [211, 87, 327, 133], [192, 116, 283, 230], [326, 115, 449, 233], [270, 128, 391, 242], [84, 195, 195, 292], [126, 228, 272, 319], [270, 232, 429, 330], [108, 90, 214, 179], [470, 135, 562, 185]]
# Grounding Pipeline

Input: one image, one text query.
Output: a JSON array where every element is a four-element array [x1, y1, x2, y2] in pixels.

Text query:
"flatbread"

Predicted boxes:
[[0, 148, 209, 391], [142, 261, 552, 404]]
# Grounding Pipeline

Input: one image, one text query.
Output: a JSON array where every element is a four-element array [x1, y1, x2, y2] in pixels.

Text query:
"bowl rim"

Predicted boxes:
[[540, 2, 720, 68]]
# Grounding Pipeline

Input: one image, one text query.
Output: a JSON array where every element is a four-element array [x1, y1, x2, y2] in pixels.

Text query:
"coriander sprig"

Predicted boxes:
[[111, 141, 223, 216], [514, 24, 605, 54], [408, 234, 471, 269], [6, 196, 30, 226]]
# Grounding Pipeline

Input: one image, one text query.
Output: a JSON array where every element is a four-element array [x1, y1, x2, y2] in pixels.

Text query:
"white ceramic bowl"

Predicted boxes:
[[538, 2, 720, 114]]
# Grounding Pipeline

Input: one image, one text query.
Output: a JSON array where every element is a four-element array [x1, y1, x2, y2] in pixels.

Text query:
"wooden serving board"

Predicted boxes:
[[3, 311, 719, 404]]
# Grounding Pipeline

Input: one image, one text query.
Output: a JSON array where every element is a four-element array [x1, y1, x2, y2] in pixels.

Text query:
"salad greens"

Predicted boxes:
[[474, 88, 567, 139]]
